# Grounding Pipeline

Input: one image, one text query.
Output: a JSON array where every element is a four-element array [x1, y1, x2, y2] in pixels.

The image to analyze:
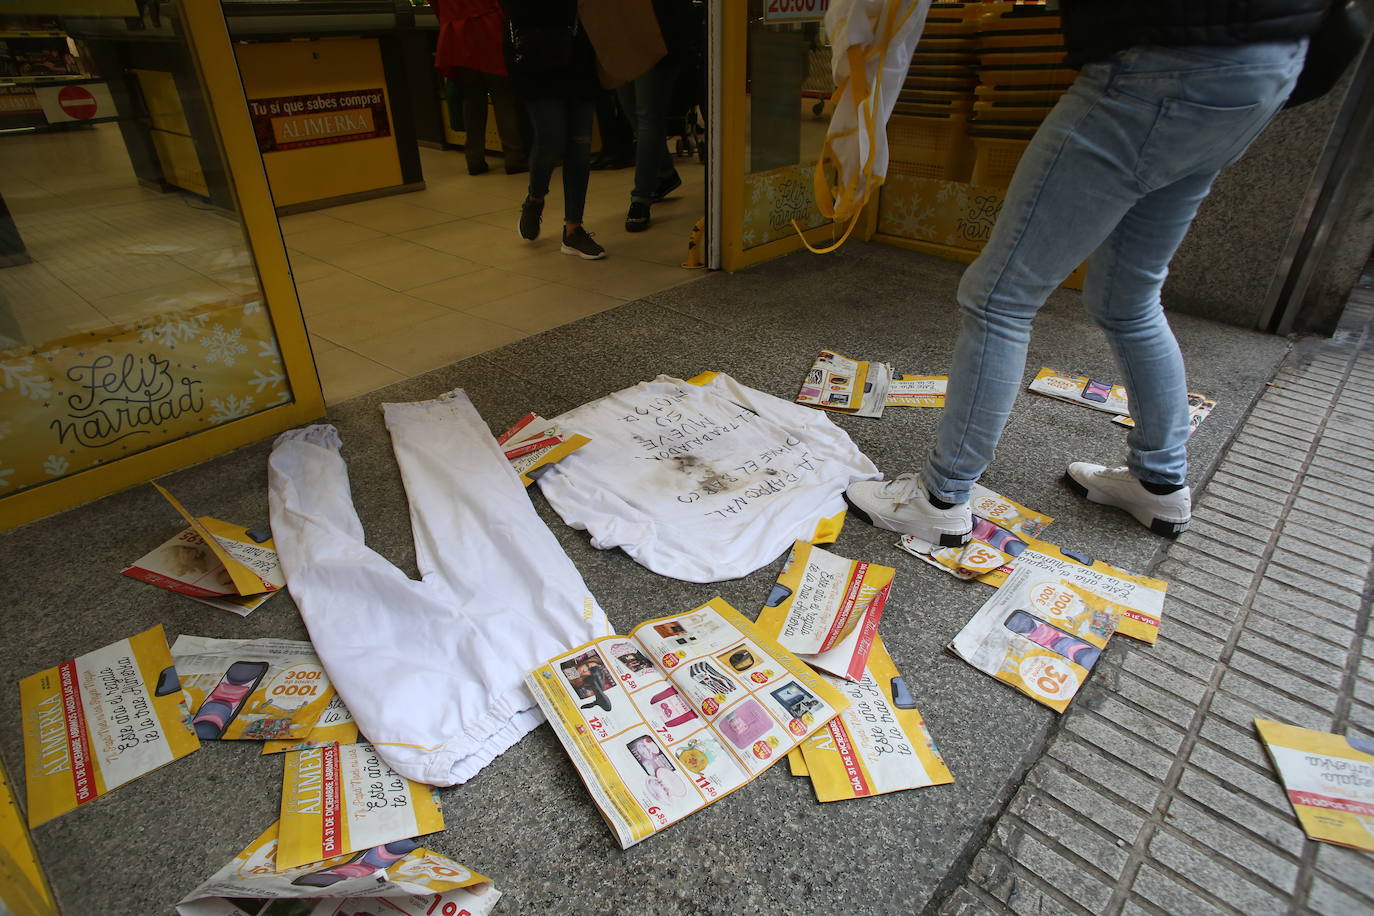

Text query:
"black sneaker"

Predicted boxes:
[[625, 201, 651, 233], [518, 196, 543, 241], [561, 225, 606, 260], [652, 171, 682, 202]]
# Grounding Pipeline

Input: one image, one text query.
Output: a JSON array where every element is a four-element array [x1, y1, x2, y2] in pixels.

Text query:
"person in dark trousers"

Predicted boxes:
[[502, 0, 606, 260], [591, 90, 636, 170], [846, 0, 1331, 546], [620, 0, 696, 232], [434, 0, 528, 176]]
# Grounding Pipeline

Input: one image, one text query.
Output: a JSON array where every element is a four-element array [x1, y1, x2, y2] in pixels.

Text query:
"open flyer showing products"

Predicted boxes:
[[795, 349, 891, 418], [525, 597, 848, 848], [496, 411, 591, 487], [798, 635, 954, 802], [277, 743, 446, 871], [1114, 392, 1218, 436], [949, 563, 1122, 713], [20, 625, 200, 827], [122, 483, 283, 616], [756, 540, 892, 682], [262, 695, 360, 756], [1028, 368, 1130, 415], [171, 636, 336, 742], [886, 375, 947, 408], [898, 485, 1054, 582], [1255, 719, 1374, 853], [176, 820, 499, 916]]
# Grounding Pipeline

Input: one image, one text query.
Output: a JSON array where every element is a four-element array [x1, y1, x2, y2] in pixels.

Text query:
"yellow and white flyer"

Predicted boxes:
[[796, 349, 890, 418], [898, 485, 1054, 583], [949, 563, 1121, 713], [497, 411, 591, 487], [172, 636, 336, 742], [176, 820, 498, 915], [20, 625, 200, 827], [261, 694, 359, 756], [1028, 367, 1130, 415], [757, 540, 893, 682], [277, 743, 446, 871], [886, 375, 948, 408], [798, 635, 954, 802], [1256, 719, 1374, 852], [1114, 392, 1218, 436], [526, 597, 849, 848], [122, 484, 283, 616]]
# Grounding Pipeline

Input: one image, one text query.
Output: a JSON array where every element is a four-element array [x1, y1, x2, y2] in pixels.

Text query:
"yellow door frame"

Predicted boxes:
[[718, 5, 877, 272], [0, 1, 324, 532]]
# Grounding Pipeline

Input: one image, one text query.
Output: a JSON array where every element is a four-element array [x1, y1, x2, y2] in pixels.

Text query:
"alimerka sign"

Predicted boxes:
[[248, 89, 391, 153]]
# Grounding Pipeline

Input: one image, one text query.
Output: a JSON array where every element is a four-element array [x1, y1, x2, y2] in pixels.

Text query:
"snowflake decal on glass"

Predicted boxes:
[[135, 312, 211, 349], [1, 358, 53, 401], [248, 368, 285, 393], [209, 394, 254, 422], [199, 324, 248, 366], [43, 454, 69, 477]]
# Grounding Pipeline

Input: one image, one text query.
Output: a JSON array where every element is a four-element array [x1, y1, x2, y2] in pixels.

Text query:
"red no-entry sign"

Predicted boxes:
[[56, 85, 98, 120]]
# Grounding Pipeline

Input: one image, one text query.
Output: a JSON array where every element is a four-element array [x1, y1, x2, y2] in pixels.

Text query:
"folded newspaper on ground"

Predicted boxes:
[[497, 412, 591, 486], [756, 540, 892, 682], [1028, 368, 1130, 415], [526, 597, 848, 848], [1113, 392, 1218, 436], [277, 742, 446, 871], [122, 483, 283, 616], [176, 820, 499, 915], [886, 375, 947, 408], [171, 636, 336, 742], [20, 624, 200, 827], [949, 562, 1125, 712], [901, 529, 1167, 645], [796, 349, 891, 418], [797, 635, 954, 802], [1256, 719, 1374, 852], [261, 694, 359, 755]]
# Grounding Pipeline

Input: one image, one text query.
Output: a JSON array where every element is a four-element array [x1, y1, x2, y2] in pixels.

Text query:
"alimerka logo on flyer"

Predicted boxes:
[[33, 689, 71, 777]]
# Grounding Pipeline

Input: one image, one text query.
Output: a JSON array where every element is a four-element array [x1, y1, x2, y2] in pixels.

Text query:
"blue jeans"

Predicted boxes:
[[527, 97, 595, 224], [923, 40, 1307, 504], [617, 55, 682, 204]]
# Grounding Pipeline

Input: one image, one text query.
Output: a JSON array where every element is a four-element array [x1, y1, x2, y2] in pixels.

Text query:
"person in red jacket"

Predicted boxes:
[[433, 0, 528, 176]]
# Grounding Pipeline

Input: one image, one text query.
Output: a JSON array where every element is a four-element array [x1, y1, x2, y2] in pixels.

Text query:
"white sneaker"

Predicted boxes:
[[844, 474, 972, 547], [1064, 462, 1190, 537]]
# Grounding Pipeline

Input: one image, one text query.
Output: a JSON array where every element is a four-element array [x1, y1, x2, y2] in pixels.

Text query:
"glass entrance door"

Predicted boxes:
[[0, 1, 322, 530]]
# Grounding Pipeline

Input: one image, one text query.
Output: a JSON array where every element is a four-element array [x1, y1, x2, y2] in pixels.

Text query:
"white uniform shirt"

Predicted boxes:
[[537, 372, 881, 582]]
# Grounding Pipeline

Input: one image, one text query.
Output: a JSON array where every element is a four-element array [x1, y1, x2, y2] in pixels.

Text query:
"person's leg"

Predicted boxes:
[[457, 68, 490, 175], [521, 97, 564, 240], [558, 98, 605, 259], [625, 57, 682, 229], [488, 73, 527, 174]]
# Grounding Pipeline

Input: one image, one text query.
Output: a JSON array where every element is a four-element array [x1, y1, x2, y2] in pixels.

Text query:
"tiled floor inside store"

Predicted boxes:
[[0, 124, 705, 405], [7, 242, 1332, 914]]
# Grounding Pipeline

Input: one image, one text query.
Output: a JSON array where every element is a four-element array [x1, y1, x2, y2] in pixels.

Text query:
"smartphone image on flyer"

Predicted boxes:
[[526, 597, 849, 848]]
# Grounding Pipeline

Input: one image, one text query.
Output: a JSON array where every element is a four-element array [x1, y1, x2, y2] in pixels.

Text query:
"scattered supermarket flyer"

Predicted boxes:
[[796, 350, 891, 418], [1256, 719, 1374, 852], [526, 597, 848, 848], [886, 375, 947, 408], [948, 562, 1122, 712], [897, 485, 1054, 583], [277, 743, 446, 871], [171, 635, 336, 742], [1114, 392, 1218, 437], [497, 412, 591, 486], [122, 483, 283, 616], [756, 540, 892, 682], [262, 694, 359, 755], [798, 635, 954, 802], [1028, 368, 1130, 415], [176, 820, 498, 916], [20, 625, 200, 827]]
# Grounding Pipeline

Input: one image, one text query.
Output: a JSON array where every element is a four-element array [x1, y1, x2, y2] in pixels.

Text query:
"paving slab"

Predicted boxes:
[[0, 242, 1293, 914]]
